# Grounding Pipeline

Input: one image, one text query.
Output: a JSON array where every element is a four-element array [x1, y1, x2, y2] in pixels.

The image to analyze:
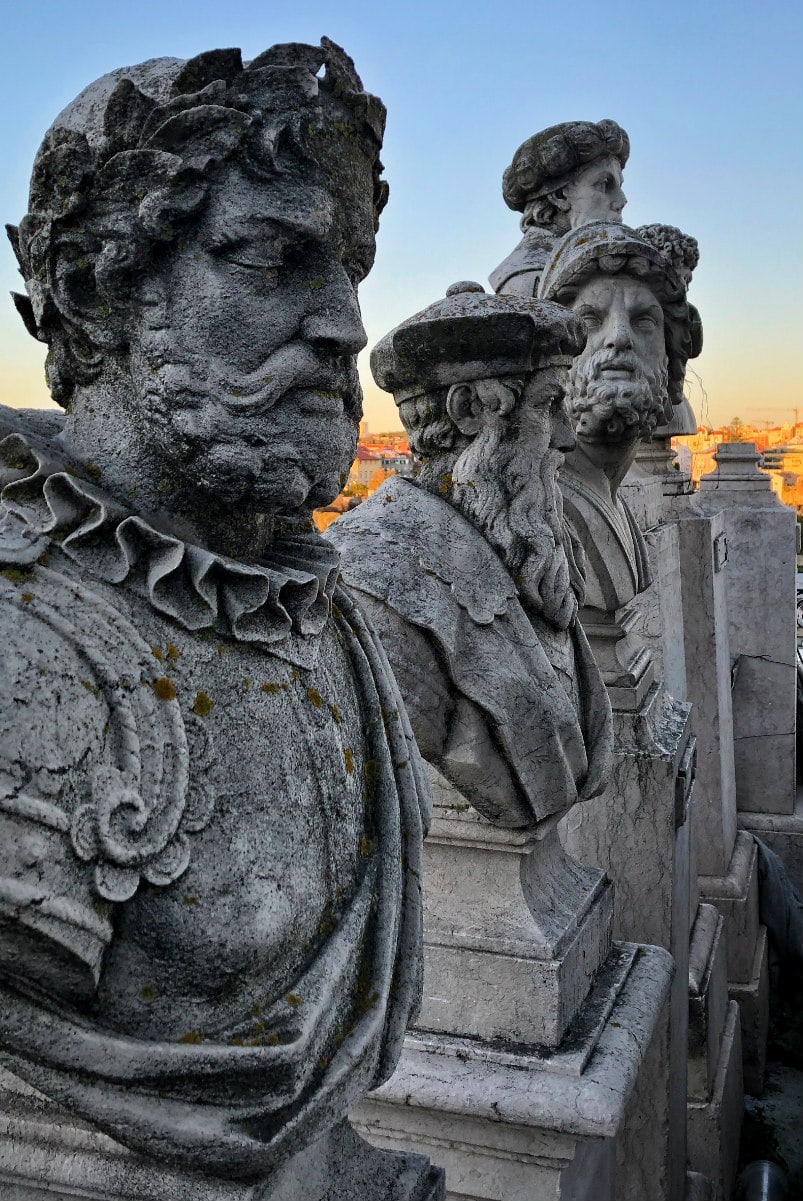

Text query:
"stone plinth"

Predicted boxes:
[[420, 770, 612, 1047], [670, 506, 737, 878], [352, 945, 673, 1201], [687, 1001, 744, 1201], [696, 443, 797, 815], [560, 679, 693, 1201]]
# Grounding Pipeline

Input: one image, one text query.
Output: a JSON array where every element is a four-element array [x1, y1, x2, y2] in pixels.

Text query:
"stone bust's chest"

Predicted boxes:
[[1, 558, 370, 1036]]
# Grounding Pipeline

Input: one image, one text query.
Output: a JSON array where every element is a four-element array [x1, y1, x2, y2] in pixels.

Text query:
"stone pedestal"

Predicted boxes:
[[627, 445, 767, 1112], [0, 1070, 443, 1201], [418, 777, 613, 1046], [354, 771, 674, 1201], [686, 903, 745, 1193], [560, 672, 693, 1201], [353, 945, 673, 1201], [686, 1001, 744, 1201], [696, 443, 797, 815]]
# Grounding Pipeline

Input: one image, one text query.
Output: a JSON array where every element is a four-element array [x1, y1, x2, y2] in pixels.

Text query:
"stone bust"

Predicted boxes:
[[330, 283, 612, 830], [489, 119, 629, 298], [538, 222, 699, 613], [0, 41, 437, 1197]]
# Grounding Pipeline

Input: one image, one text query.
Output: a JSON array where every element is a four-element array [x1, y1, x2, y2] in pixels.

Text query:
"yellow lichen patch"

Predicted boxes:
[[243, 676, 251, 691], [80, 679, 100, 698], [183, 895, 199, 906], [250, 1001, 263, 1019], [83, 460, 102, 479], [331, 703, 342, 724], [360, 834, 375, 859], [166, 643, 180, 661], [344, 748, 355, 774], [151, 647, 165, 663], [305, 275, 325, 290], [178, 1029, 203, 1044], [21, 592, 34, 604], [1, 566, 31, 585], [192, 692, 213, 717], [262, 682, 280, 695], [286, 993, 303, 1008], [306, 687, 323, 708], [437, 472, 453, 496], [140, 984, 158, 1003], [152, 677, 176, 702], [266, 1033, 281, 1046], [290, 668, 301, 681], [216, 642, 227, 656]]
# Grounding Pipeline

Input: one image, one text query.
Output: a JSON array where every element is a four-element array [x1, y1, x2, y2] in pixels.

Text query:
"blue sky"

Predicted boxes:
[[0, 0, 800, 430]]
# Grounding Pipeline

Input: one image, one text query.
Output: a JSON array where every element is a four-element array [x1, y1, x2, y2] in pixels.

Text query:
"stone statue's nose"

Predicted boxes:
[[302, 271, 367, 356]]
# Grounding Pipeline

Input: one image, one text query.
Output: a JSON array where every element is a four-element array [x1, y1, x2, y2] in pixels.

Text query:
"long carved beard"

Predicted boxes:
[[451, 424, 580, 630], [569, 348, 668, 443], [128, 316, 360, 509]]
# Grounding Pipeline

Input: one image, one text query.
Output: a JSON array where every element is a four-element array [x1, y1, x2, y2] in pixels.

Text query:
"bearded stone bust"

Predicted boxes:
[[0, 41, 440, 1199], [330, 283, 612, 830], [538, 222, 700, 615]]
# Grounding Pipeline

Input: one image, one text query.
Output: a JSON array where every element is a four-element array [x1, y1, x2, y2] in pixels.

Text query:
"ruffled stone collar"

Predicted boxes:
[[0, 409, 340, 667]]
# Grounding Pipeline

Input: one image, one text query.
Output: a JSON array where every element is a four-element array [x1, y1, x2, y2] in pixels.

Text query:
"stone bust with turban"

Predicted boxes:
[[490, 118, 629, 298]]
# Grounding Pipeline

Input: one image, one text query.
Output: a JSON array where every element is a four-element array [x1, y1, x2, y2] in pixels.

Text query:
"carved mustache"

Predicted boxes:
[[584, 349, 642, 379], [208, 343, 360, 415]]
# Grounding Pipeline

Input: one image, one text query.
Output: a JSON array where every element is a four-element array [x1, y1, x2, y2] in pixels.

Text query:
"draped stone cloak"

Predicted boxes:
[[0, 406, 429, 1181], [330, 476, 612, 828]]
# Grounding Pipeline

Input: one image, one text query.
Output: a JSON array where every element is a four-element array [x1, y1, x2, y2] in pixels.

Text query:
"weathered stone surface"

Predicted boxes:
[[729, 923, 770, 1097], [687, 1001, 744, 1201], [352, 946, 673, 1201], [697, 444, 797, 815], [688, 903, 729, 1104], [0, 40, 441, 1198], [699, 830, 761, 985]]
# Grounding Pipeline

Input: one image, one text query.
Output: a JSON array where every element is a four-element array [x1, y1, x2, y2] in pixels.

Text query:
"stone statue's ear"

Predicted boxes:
[[446, 382, 484, 436], [550, 188, 571, 213]]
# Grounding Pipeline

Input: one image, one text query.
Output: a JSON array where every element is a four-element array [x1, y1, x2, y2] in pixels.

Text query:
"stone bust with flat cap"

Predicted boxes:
[[0, 39, 442, 1200], [330, 282, 612, 831], [490, 119, 629, 299]]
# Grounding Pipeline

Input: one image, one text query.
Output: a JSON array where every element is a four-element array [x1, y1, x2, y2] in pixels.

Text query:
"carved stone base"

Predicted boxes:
[[699, 830, 760, 985], [0, 1072, 444, 1201], [687, 904, 742, 1197], [421, 769, 613, 1047], [687, 1002, 744, 1201], [352, 945, 673, 1201], [560, 682, 694, 1201]]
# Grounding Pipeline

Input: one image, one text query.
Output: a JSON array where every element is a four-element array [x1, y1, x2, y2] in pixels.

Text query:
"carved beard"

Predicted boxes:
[[568, 348, 668, 444], [450, 423, 580, 630], [127, 319, 360, 509]]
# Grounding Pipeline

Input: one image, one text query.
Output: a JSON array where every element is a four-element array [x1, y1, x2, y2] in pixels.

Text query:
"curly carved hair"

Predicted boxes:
[[635, 224, 699, 284], [7, 41, 387, 406]]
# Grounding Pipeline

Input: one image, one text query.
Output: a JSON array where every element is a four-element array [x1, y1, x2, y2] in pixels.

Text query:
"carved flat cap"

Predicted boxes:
[[371, 281, 586, 404], [502, 119, 629, 212]]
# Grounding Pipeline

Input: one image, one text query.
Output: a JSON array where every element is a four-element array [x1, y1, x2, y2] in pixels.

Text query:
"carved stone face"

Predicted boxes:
[[572, 275, 665, 382], [128, 159, 373, 515], [567, 274, 668, 444], [561, 154, 626, 228]]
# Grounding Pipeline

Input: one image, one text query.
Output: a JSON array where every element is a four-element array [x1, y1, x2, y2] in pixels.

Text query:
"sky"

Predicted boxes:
[[0, 0, 800, 432]]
